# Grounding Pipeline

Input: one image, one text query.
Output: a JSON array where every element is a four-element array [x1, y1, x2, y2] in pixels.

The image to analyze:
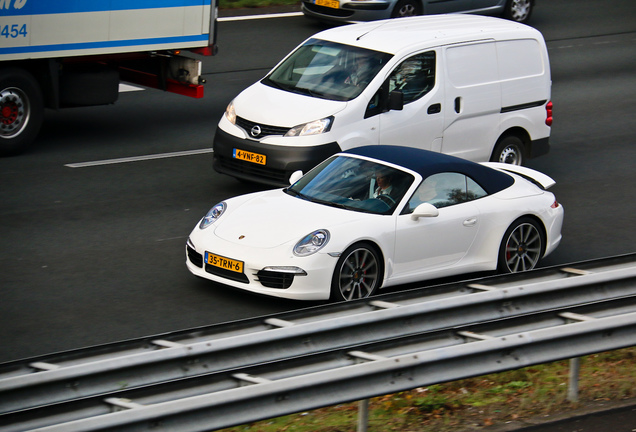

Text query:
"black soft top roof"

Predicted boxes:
[[344, 145, 514, 194]]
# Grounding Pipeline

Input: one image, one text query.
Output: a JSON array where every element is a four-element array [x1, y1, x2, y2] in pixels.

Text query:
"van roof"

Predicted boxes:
[[312, 14, 542, 54]]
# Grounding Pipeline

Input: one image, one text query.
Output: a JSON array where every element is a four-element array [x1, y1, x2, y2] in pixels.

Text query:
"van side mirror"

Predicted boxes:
[[411, 202, 439, 220], [289, 170, 304, 185], [389, 90, 404, 111]]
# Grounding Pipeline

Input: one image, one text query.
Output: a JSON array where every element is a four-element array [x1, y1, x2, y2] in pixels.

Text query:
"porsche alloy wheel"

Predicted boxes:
[[331, 244, 382, 301], [499, 217, 544, 273]]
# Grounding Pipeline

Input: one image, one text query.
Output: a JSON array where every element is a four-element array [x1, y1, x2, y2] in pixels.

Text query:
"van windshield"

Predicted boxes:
[[263, 39, 392, 102]]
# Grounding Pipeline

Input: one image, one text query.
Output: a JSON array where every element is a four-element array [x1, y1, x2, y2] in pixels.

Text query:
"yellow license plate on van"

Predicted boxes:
[[205, 252, 244, 273], [316, 0, 339, 8], [233, 148, 266, 165]]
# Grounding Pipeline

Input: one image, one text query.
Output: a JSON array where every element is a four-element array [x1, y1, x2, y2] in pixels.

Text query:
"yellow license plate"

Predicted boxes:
[[233, 148, 266, 165], [205, 252, 244, 273], [316, 0, 339, 8]]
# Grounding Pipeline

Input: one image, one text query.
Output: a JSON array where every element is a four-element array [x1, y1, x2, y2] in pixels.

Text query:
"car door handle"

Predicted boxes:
[[428, 103, 441, 114], [463, 218, 477, 227]]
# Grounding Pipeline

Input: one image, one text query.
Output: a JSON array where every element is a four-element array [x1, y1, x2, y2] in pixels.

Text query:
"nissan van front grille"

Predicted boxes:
[[236, 117, 290, 139]]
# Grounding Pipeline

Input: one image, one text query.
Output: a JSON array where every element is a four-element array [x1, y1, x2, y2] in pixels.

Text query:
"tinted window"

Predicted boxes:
[[406, 172, 487, 212], [288, 155, 414, 215], [388, 51, 436, 104], [264, 39, 392, 102]]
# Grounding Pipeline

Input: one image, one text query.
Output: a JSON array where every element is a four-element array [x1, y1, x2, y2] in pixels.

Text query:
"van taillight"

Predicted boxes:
[[545, 101, 553, 126], [551, 200, 559, 209]]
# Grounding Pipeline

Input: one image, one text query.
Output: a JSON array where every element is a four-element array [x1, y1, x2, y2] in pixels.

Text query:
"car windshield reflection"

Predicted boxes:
[[286, 155, 414, 215], [263, 39, 393, 102]]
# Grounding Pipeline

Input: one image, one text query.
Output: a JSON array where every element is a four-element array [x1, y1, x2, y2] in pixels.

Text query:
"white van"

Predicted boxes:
[[213, 14, 553, 186]]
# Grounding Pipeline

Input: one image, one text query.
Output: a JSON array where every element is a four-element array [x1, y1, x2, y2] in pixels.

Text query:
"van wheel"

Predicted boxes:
[[0, 68, 44, 156], [491, 135, 525, 166], [330, 243, 382, 301], [503, 0, 533, 23], [391, 0, 422, 18]]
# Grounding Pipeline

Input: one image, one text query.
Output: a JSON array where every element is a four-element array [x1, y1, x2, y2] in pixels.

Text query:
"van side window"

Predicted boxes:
[[404, 172, 487, 213], [388, 51, 436, 104]]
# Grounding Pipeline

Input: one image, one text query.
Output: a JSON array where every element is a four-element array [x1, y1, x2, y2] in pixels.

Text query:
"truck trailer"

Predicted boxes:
[[0, 0, 217, 155]]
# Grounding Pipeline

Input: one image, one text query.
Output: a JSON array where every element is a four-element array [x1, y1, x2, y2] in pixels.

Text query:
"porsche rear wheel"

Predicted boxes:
[[331, 243, 382, 301], [498, 217, 545, 273]]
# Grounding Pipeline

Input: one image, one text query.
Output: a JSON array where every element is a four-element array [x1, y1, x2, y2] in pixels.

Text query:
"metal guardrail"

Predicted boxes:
[[0, 253, 635, 431]]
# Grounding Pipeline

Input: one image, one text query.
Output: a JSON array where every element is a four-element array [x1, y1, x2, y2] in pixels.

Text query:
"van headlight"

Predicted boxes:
[[285, 116, 333, 137], [224, 101, 236, 124], [294, 229, 330, 256]]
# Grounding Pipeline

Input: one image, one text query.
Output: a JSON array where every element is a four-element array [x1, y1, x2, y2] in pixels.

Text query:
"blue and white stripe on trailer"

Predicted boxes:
[[1, 0, 213, 16], [0, 34, 210, 57], [0, 0, 213, 59]]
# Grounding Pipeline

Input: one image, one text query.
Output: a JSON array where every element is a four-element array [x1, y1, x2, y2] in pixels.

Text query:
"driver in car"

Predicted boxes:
[[373, 172, 394, 198]]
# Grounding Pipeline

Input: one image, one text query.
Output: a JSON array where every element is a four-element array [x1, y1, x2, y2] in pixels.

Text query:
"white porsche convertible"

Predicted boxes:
[[186, 146, 563, 301]]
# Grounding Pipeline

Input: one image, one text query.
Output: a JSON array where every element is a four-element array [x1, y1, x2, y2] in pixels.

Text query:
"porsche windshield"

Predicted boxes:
[[286, 155, 414, 215], [263, 39, 392, 102]]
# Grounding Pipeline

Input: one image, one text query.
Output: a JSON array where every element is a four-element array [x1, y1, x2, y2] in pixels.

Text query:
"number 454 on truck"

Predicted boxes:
[[0, 0, 218, 155]]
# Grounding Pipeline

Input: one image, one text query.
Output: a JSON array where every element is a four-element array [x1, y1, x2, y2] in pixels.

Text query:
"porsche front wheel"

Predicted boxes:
[[498, 217, 545, 273], [331, 243, 382, 301]]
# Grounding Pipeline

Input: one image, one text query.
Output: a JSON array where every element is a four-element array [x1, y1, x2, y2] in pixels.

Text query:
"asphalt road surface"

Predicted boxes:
[[0, 0, 634, 384]]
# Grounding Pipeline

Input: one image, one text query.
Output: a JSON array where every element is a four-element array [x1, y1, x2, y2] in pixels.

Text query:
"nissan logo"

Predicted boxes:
[[250, 125, 262, 137]]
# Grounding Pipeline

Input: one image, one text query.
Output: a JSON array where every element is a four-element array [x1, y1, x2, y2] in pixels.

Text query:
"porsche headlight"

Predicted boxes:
[[294, 229, 330, 257], [285, 116, 333, 137], [224, 101, 236, 124], [199, 202, 226, 229]]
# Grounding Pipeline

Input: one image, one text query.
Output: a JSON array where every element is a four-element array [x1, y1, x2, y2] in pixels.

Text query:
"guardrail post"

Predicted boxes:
[[357, 399, 369, 432], [567, 357, 581, 402]]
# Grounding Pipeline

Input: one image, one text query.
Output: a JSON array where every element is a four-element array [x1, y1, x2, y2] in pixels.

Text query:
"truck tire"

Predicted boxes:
[[0, 68, 44, 156]]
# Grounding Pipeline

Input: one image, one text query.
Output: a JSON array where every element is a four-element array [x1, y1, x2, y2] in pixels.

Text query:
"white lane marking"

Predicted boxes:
[[119, 83, 144, 92], [71, 12, 296, 168], [65, 148, 214, 168], [218, 11, 302, 22]]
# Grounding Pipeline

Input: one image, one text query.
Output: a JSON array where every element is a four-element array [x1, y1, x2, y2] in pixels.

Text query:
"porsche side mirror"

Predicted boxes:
[[411, 202, 439, 220], [289, 170, 304, 185]]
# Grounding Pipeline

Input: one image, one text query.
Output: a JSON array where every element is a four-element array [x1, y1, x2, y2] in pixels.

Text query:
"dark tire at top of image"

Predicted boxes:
[[504, 0, 533, 23]]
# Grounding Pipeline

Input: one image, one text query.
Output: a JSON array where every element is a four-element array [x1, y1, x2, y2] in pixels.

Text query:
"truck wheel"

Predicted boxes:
[[391, 0, 422, 18], [503, 0, 533, 23], [491, 135, 525, 166], [0, 68, 44, 156]]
